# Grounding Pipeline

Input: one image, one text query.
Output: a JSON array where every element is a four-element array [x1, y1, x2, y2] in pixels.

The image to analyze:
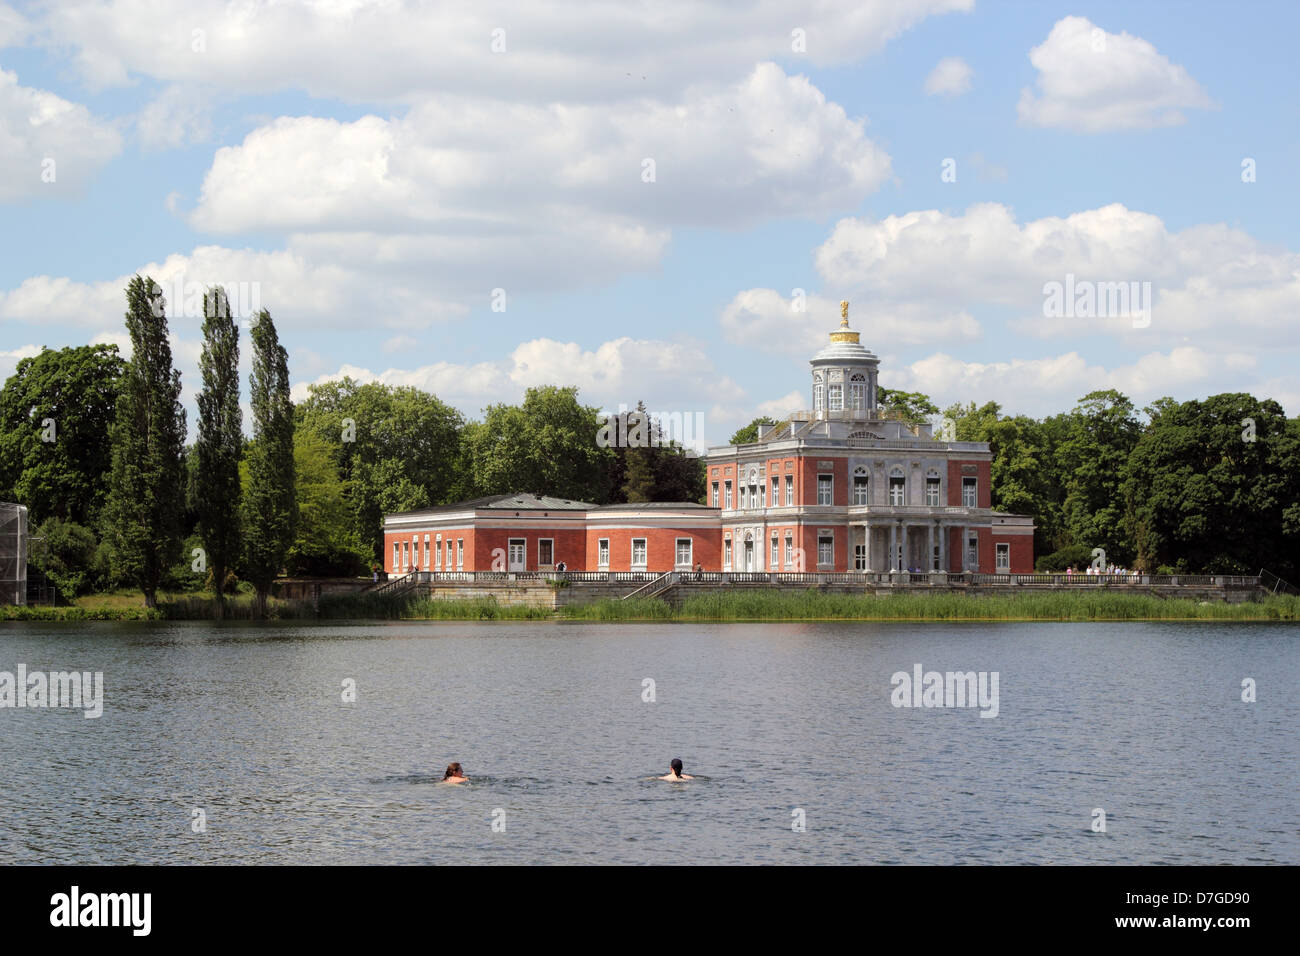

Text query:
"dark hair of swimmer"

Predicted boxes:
[[671, 758, 683, 778], [444, 762, 464, 780]]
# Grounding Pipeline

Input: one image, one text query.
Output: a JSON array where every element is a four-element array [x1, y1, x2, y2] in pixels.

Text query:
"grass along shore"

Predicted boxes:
[[3, 587, 1298, 622]]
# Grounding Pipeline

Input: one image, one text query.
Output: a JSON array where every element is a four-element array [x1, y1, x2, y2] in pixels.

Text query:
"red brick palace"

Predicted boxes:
[[383, 304, 1034, 575]]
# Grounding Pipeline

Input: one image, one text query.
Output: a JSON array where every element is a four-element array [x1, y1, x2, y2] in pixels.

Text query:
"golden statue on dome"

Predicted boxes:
[[840, 300, 849, 325]]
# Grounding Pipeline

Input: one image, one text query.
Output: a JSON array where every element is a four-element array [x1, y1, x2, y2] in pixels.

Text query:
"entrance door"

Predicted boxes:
[[854, 544, 866, 571], [508, 539, 526, 572], [966, 536, 978, 572]]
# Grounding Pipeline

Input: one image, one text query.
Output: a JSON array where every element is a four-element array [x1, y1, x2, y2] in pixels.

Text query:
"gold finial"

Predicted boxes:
[[840, 300, 849, 326]]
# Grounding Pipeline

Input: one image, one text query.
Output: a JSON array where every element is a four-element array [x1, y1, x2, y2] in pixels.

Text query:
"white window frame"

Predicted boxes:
[[711, 482, 719, 508], [817, 535, 834, 568], [889, 473, 906, 506], [456, 538, 464, 570], [828, 383, 843, 412], [996, 543, 1010, 571], [393, 542, 400, 572], [435, 533, 442, 570], [598, 538, 609, 568], [423, 534, 430, 568], [817, 474, 833, 506], [926, 478, 941, 507], [853, 474, 868, 505], [724, 481, 732, 509], [785, 476, 793, 506], [770, 536, 779, 567], [675, 538, 692, 568], [962, 477, 978, 508], [631, 538, 648, 570], [784, 535, 793, 570], [723, 539, 731, 569]]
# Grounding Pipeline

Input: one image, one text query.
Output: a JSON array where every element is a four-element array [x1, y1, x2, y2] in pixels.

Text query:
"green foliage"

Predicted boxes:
[[101, 277, 188, 608], [29, 517, 98, 599], [242, 310, 297, 616], [0, 344, 126, 525], [462, 385, 612, 503], [1034, 543, 1096, 572], [194, 287, 244, 617], [878, 386, 939, 426], [296, 376, 464, 558], [1120, 394, 1300, 578], [729, 416, 777, 445], [287, 429, 371, 577]]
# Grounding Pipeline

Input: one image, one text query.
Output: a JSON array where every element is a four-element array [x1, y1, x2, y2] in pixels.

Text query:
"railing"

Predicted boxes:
[[622, 571, 678, 600], [369, 571, 420, 597], [1259, 569, 1299, 596]]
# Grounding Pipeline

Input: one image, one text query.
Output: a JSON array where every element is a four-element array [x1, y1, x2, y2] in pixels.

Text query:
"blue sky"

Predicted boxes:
[[2, 0, 1297, 444]]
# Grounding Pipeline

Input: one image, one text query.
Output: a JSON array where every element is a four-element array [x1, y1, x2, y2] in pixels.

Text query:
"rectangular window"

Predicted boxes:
[[785, 476, 793, 506], [770, 477, 778, 507], [926, 478, 941, 507], [828, 383, 843, 411], [996, 543, 1010, 571], [393, 542, 399, 571], [402, 541, 409, 570], [817, 474, 832, 505], [539, 538, 554, 567], [784, 535, 793, 570], [423, 534, 430, 568], [456, 539, 464, 570], [933, 545, 941, 571], [447, 540, 453, 568], [889, 476, 905, 506], [854, 544, 866, 571], [818, 535, 834, 567], [770, 536, 779, 567], [435, 535, 442, 570], [723, 539, 731, 569], [676, 538, 692, 568], [739, 485, 748, 509], [853, 475, 868, 505], [963, 477, 978, 508], [598, 538, 609, 568], [632, 538, 647, 569], [724, 481, 732, 509], [411, 536, 418, 569], [711, 482, 719, 508]]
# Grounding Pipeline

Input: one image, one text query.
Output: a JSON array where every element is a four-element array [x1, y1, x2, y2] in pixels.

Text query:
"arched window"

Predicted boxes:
[[889, 466, 906, 506], [853, 466, 869, 505], [849, 373, 866, 411], [813, 382, 824, 412]]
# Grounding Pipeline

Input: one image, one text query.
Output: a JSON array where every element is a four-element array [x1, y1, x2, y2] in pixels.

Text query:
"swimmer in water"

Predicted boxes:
[[443, 762, 468, 784], [658, 758, 693, 781]]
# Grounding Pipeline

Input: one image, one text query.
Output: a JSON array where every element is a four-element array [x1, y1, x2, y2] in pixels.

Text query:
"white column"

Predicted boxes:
[[902, 524, 910, 572], [927, 523, 935, 572], [864, 523, 873, 572], [961, 526, 968, 571], [889, 523, 898, 572]]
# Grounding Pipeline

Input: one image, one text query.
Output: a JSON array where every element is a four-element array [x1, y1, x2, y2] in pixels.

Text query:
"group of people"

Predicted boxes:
[[1064, 565, 1136, 577], [440, 758, 692, 784]]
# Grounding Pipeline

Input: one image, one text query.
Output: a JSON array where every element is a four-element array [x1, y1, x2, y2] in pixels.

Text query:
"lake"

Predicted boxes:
[[1, 620, 1295, 865]]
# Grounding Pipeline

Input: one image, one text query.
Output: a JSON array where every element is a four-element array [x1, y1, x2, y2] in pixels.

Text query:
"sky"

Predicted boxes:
[[1, 0, 1297, 446]]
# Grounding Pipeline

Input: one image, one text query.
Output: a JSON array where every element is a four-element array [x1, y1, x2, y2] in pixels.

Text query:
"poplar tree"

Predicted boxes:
[[103, 277, 187, 608], [243, 310, 296, 617], [195, 287, 243, 617]]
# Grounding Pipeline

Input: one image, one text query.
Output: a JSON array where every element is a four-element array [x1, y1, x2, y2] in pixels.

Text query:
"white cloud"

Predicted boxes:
[[924, 56, 972, 96], [35, 0, 973, 102], [381, 335, 418, 355], [0, 343, 41, 384], [136, 85, 213, 151], [0, 69, 122, 201], [0, 3, 28, 48], [812, 202, 1300, 348], [1017, 16, 1213, 132], [884, 347, 1258, 416], [720, 289, 980, 353], [190, 63, 891, 237]]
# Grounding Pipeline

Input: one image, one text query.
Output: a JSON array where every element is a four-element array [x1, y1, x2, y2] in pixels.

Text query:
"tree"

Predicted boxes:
[[30, 517, 99, 600], [194, 287, 243, 617], [287, 430, 370, 577], [462, 385, 613, 504], [0, 344, 126, 525], [620, 401, 656, 502], [243, 310, 297, 617], [877, 387, 939, 426], [296, 378, 463, 559], [102, 277, 187, 608], [1055, 390, 1141, 564], [1120, 394, 1299, 576], [729, 416, 777, 445]]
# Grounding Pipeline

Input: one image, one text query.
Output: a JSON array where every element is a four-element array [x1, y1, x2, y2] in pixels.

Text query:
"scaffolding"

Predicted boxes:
[[1, 502, 28, 606]]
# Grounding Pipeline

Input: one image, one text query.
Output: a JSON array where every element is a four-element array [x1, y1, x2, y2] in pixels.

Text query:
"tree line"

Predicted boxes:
[[0, 280, 705, 609]]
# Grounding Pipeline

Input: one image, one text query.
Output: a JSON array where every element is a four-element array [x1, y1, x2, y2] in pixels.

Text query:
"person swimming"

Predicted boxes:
[[658, 758, 693, 781], [443, 762, 468, 784]]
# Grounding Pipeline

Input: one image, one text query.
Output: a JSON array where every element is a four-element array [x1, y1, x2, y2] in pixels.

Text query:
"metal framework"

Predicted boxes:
[[0, 502, 28, 606]]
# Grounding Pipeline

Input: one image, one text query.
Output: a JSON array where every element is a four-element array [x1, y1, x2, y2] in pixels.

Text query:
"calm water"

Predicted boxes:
[[0, 620, 1296, 865]]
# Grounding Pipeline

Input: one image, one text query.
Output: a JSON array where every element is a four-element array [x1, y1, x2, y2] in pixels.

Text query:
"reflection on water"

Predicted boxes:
[[0, 620, 1296, 865]]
